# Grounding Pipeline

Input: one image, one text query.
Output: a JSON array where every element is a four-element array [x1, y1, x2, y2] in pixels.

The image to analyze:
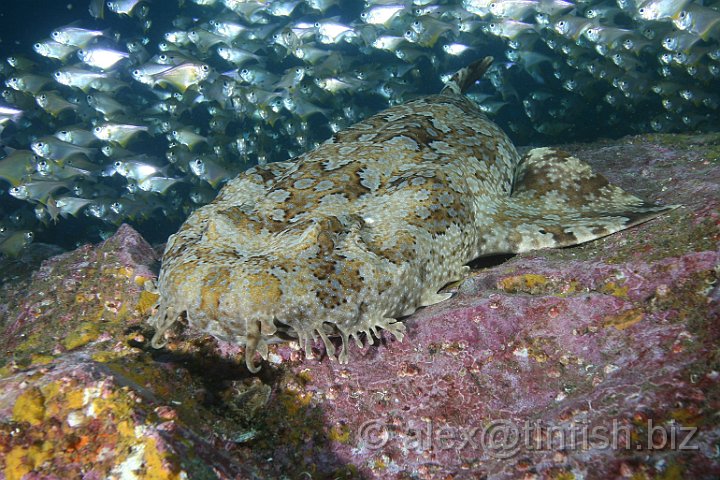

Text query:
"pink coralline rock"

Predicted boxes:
[[1, 133, 719, 480]]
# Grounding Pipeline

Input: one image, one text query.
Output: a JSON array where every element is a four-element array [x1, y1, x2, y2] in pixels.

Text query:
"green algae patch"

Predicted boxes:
[[600, 280, 629, 298], [603, 308, 644, 331], [0, 245, 157, 367], [4, 442, 53, 480], [2, 375, 186, 480], [62, 321, 101, 350], [498, 273, 553, 294], [329, 423, 352, 443], [12, 387, 45, 426], [136, 289, 160, 316]]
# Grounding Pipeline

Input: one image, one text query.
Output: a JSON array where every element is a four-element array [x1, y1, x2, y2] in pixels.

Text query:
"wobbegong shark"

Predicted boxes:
[[148, 57, 675, 372]]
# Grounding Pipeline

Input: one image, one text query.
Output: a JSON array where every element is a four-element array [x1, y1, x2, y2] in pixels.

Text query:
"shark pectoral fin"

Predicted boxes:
[[488, 147, 678, 254], [420, 291, 453, 307]]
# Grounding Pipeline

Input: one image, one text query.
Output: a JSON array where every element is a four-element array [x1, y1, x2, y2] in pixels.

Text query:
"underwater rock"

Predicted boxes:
[[1, 133, 719, 478]]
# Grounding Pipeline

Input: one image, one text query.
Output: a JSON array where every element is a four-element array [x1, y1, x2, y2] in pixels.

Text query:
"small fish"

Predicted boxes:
[[314, 20, 357, 44], [6, 55, 38, 71], [189, 156, 232, 188], [443, 42, 474, 56], [0, 150, 37, 187], [209, 20, 247, 41], [149, 62, 211, 92], [188, 28, 227, 51], [53, 66, 108, 92], [0, 230, 34, 257], [86, 92, 127, 118], [93, 123, 150, 146], [137, 176, 183, 194], [31, 137, 96, 162], [490, 19, 539, 40], [33, 40, 78, 61], [5, 74, 51, 95], [54, 129, 99, 147], [107, 0, 144, 16], [360, 4, 407, 27], [78, 47, 130, 70], [216, 45, 261, 66], [51, 26, 106, 48], [171, 129, 208, 150], [53, 195, 96, 218], [112, 158, 166, 181], [9, 181, 70, 204], [637, 0, 692, 22], [35, 91, 79, 116], [672, 3, 720, 40]]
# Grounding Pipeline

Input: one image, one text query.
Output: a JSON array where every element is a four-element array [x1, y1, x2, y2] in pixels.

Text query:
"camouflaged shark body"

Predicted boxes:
[[148, 58, 673, 372]]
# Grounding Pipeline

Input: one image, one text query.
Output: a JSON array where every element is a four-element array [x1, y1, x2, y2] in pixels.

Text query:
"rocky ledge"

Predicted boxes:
[[1, 132, 719, 479]]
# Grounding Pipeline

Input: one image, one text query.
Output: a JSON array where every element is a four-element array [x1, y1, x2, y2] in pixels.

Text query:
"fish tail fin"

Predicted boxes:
[[441, 56, 493, 95], [483, 148, 678, 254]]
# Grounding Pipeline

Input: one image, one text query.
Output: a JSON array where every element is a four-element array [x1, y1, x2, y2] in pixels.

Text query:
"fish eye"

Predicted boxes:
[[201, 64, 210, 71], [314, 22, 320, 28], [37, 142, 44, 148], [638, 8, 645, 14], [241, 68, 248, 74], [679, 11, 687, 18], [39, 94, 46, 100], [25, 232, 33, 240], [489, 23, 496, 28], [159, 54, 167, 61], [54, 71, 61, 77], [51, 31, 60, 38], [133, 69, 141, 76], [114, 161, 122, 167], [94, 126, 102, 132]]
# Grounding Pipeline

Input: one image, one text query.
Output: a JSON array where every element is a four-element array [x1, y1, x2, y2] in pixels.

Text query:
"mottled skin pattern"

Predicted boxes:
[[148, 59, 673, 372]]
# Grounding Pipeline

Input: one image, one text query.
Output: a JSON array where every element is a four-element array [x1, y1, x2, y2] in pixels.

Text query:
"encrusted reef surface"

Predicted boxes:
[[1, 132, 719, 479]]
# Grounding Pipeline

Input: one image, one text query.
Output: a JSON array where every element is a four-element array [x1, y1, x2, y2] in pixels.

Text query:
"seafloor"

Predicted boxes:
[[0, 132, 719, 479]]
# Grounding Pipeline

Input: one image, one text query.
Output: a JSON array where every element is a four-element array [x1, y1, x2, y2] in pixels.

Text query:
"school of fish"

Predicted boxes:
[[0, 0, 717, 257]]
